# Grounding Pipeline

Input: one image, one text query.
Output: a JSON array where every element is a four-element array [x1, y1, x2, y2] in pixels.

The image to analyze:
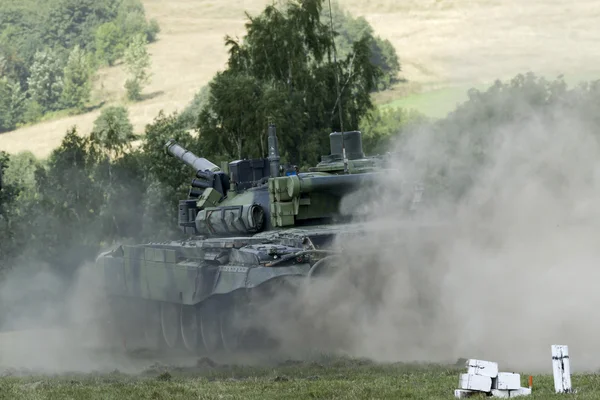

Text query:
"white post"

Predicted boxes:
[[551, 345, 572, 393]]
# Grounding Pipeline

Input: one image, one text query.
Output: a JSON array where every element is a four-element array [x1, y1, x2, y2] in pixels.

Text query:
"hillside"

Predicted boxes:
[[1, 0, 599, 158]]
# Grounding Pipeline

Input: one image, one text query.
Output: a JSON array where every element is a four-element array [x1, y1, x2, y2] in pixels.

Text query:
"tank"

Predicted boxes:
[[95, 125, 425, 355]]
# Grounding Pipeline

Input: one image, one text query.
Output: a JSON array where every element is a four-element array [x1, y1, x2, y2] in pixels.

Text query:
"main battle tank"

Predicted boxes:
[[95, 125, 424, 355]]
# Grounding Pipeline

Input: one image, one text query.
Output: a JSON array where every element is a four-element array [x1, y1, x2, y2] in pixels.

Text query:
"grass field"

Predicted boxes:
[[377, 70, 600, 117], [378, 85, 486, 118], [0, 358, 597, 399], [1, 0, 600, 158]]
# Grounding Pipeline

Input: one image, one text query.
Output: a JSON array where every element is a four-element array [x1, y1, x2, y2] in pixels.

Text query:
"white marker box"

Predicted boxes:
[[510, 387, 532, 397], [466, 359, 499, 378], [493, 372, 521, 390], [490, 389, 510, 398], [459, 373, 492, 392]]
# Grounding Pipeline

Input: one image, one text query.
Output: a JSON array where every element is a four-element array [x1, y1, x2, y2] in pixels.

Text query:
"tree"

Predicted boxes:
[[0, 151, 21, 270], [139, 111, 199, 239], [90, 105, 137, 157], [123, 33, 151, 101], [198, 72, 265, 161], [0, 0, 160, 133], [0, 32, 30, 88], [179, 85, 210, 129], [60, 45, 92, 111], [324, 1, 401, 91], [95, 22, 124, 66], [359, 106, 427, 154], [32, 127, 105, 274], [115, 0, 160, 43], [146, 19, 160, 43], [197, 0, 381, 167], [26, 49, 64, 112], [0, 78, 26, 132], [0, 152, 14, 220], [42, 0, 120, 51]]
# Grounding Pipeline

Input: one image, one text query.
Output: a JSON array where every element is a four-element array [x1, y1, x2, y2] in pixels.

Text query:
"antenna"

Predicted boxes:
[[327, 0, 349, 174]]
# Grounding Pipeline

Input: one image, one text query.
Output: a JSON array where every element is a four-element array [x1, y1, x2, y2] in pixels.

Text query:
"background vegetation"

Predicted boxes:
[[1, 1, 600, 323], [0, 0, 159, 133]]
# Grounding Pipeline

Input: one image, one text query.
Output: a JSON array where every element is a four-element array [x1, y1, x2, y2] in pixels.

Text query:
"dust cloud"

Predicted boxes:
[[0, 261, 143, 374], [4, 84, 600, 376], [260, 96, 600, 373]]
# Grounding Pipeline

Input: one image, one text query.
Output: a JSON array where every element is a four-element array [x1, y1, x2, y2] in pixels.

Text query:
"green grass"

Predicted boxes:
[[376, 71, 600, 120], [1, 358, 599, 399], [379, 84, 488, 119]]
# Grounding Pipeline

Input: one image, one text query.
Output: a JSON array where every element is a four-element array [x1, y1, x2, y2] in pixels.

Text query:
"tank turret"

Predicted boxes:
[[165, 125, 388, 235]]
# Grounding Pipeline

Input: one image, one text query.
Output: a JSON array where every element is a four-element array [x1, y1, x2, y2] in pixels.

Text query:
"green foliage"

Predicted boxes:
[[0, 151, 21, 269], [146, 19, 161, 42], [42, 0, 119, 52], [124, 33, 152, 101], [95, 1, 160, 67], [124, 78, 141, 101], [197, 0, 381, 167], [141, 111, 197, 190], [95, 22, 124, 67], [198, 72, 266, 161], [0, 78, 26, 132], [0, 108, 193, 273], [26, 49, 65, 112], [0, 151, 44, 271], [0, 0, 159, 133], [115, 0, 161, 44], [0, 1, 47, 87], [0, 35, 30, 89], [2, 151, 40, 193], [359, 107, 428, 154], [60, 46, 93, 111], [325, 1, 401, 91], [94, 149, 147, 241], [179, 85, 210, 129], [21, 100, 44, 125], [32, 128, 105, 273], [90, 106, 136, 157], [140, 111, 199, 239]]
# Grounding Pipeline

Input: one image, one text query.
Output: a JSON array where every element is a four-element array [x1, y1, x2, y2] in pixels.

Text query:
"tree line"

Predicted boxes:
[[4, 0, 597, 285], [0, 0, 159, 133]]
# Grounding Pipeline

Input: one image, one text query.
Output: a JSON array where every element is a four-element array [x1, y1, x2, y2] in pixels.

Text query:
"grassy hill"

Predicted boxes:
[[1, 0, 600, 158]]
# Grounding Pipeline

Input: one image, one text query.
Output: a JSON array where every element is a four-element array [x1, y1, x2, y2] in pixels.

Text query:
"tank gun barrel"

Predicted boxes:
[[164, 139, 220, 173], [164, 139, 230, 198]]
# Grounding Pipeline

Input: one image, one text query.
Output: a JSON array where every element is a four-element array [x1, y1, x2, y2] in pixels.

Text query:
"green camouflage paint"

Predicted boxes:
[[94, 125, 425, 354]]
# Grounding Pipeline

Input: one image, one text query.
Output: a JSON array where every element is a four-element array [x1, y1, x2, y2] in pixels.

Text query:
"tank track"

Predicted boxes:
[[106, 277, 301, 357]]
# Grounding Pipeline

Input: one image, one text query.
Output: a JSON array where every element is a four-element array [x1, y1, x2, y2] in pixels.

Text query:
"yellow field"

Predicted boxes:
[[1, 0, 599, 158]]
